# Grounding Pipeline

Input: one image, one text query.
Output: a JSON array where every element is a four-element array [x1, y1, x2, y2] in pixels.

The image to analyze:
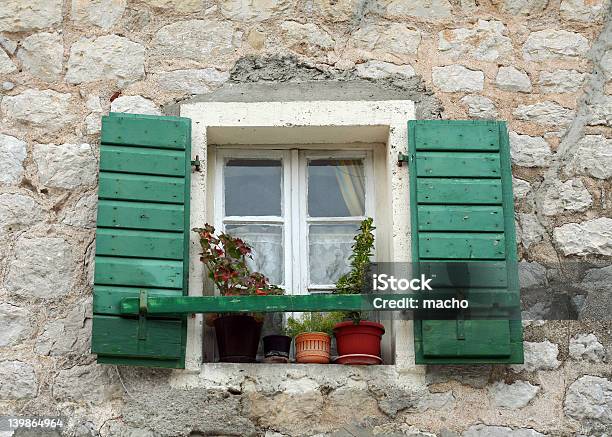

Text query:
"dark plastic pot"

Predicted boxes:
[[333, 321, 385, 365], [213, 314, 263, 363], [263, 335, 292, 361]]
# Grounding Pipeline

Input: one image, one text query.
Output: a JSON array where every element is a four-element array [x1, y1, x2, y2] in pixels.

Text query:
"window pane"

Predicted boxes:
[[308, 159, 365, 217], [225, 159, 282, 216], [225, 224, 284, 286], [308, 223, 359, 286]]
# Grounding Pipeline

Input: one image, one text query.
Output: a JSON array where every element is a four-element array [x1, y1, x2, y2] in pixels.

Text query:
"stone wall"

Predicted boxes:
[[0, 0, 611, 436]]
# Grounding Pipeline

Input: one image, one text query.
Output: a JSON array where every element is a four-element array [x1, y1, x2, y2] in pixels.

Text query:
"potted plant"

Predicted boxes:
[[286, 312, 342, 364], [194, 224, 282, 363], [333, 217, 385, 365]]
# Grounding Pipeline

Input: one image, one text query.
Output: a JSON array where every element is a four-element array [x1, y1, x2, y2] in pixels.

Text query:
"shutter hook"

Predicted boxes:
[[191, 155, 201, 172]]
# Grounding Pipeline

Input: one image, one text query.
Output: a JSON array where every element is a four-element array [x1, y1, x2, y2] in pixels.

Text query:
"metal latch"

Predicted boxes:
[[191, 155, 201, 172], [138, 290, 148, 341], [397, 153, 410, 167]]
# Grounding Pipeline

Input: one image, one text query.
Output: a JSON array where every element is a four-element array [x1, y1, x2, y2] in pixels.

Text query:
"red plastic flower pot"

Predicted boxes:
[[333, 321, 385, 364]]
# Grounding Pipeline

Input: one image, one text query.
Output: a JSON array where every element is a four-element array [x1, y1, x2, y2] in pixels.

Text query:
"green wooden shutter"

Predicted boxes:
[[408, 120, 523, 364], [91, 113, 191, 368]]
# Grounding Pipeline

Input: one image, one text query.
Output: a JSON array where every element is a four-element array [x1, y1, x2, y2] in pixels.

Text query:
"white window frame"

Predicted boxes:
[[298, 149, 375, 294], [213, 147, 376, 297], [180, 100, 418, 373], [213, 149, 293, 292]]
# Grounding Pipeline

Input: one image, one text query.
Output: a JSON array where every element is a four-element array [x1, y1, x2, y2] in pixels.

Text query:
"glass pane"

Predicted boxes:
[[308, 159, 365, 217], [225, 224, 284, 286], [225, 159, 282, 216], [308, 223, 359, 286]]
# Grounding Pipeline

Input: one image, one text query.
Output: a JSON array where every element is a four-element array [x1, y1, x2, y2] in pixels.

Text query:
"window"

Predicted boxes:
[[213, 148, 375, 294]]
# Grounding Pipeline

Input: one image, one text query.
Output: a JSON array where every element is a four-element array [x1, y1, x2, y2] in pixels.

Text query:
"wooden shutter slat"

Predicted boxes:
[[416, 179, 503, 204], [421, 261, 508, 288], [422, 320, 511, 357], [94, 257, 183, 288], [100, 145, 186, 177], [414, 122, 499, 151], [92, 316, 183, 359], [419, 233, 506, 260], [416, 152, 501, 177], [101, 113, 189, 149], [97, 200, 184, 231], [418, 205, 504, 231], [98, 173, 185, 204], [96, 229, 183, 260]]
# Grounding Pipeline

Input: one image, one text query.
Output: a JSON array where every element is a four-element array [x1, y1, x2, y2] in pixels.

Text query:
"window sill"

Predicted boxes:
[[170, 362, 425, 392]]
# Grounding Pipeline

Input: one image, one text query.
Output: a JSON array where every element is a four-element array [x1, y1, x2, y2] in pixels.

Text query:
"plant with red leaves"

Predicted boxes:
[[194, 224, 283, 297]]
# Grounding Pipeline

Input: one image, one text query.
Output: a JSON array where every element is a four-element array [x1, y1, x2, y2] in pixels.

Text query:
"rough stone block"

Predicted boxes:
[[489, 380, 540, 409], [0, 303, 31, 347], [382, 0, 452, 19], [0, 361, 38, 399], [1, 89, 75, 131], [0, 0, 63, 32], [5, 236, 76, 298], [36, 298, 92, 356], [511, 340, 560, 372], [541, 179, 592, 216], [155, 69, 230, 94], [110, 95, 161, 115], [0, 193, 46, 238], [150, 20, 237, 62], [71, 0, 127, 29], [17, 32, 64, 82], [509, 132, 552, 167], [439, 20, 512, 62], [355, 61, 415, 79], [33, 143, 97, 189], [523, 30, 589, 61], [220, 0, 291, 21], [569, 333, 606, 362], [502, 0, 548, 15], [553, 218, 612, 256], [539, 70, 586, 93], [513, 101, 574, 127], [0, 49, 16, 74], [460, 95, 498, 119], [496, 66, 532, 93], [432, 65, 484, 92], [564, 375, 612, 433], [560, 0, 607, 22], [0, 134, 27, 185], [568, 135, 612, 179], [66, 35, 144, 86]]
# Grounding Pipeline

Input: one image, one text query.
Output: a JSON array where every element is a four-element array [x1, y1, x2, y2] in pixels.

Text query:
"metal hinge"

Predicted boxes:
[[397, 153, 410, 167], [191, 155, 201, 172]]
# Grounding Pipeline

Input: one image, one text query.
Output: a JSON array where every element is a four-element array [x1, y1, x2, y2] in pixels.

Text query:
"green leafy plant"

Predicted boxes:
[[194, 224, 283, 296], [286, 312, 343, 338], [333, 217, 376, 323]]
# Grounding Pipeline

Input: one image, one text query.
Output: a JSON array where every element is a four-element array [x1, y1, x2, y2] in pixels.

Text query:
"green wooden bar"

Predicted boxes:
[[119, 293, 521, 315]]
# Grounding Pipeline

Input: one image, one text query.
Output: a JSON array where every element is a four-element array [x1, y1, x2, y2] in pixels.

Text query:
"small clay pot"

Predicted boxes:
[[294, 332, 331, 364]]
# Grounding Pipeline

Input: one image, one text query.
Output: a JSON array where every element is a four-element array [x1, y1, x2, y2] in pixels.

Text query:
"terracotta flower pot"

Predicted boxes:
[[294, 332, 331, 364], [213, 314, 262, 363], [333, 321, 385, 365]]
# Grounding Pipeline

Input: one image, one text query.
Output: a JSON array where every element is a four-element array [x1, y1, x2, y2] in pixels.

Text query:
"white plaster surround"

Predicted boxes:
[[178, 100, 420, 380]]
